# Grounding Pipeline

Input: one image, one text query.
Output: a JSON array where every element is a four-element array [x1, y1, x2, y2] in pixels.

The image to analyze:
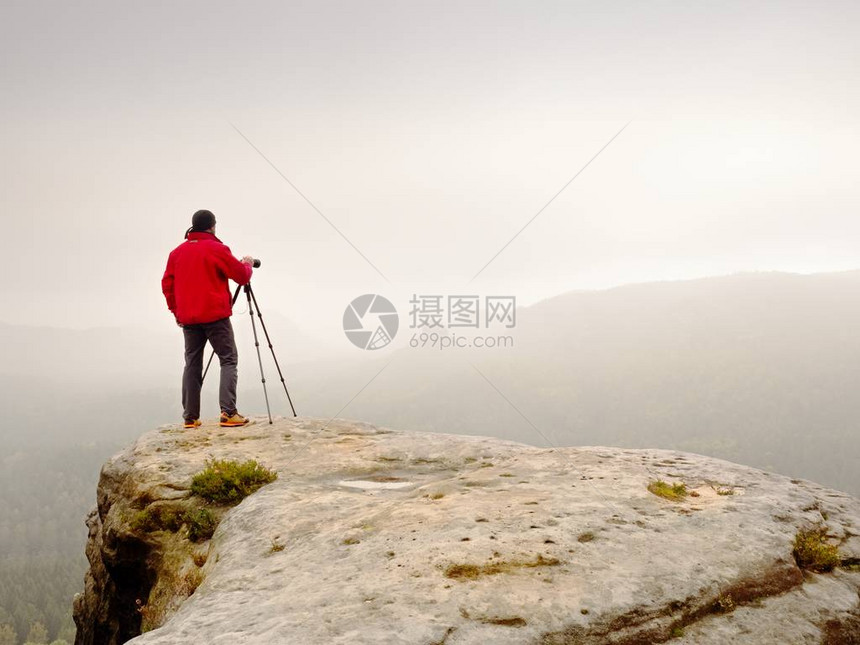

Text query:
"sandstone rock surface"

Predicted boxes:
[[74, 416, 860, 644]]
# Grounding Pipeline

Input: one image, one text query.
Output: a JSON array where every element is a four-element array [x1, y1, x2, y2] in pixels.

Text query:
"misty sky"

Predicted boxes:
[[2, 1, 859, 342]]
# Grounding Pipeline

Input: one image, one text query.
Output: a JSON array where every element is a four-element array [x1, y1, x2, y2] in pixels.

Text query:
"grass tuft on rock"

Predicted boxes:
[[130, 504, 219, 543], [793, 526, 840, 572], [185, 508, 218, 542], [712, 593, 735, 613], [190, 459, 278, 505], [648, 479, 687, 501], [444, 554, 561, 580], [130, 505, 184, 533]]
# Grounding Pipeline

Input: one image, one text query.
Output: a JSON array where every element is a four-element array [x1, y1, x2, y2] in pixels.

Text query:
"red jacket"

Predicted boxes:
[[161, 231, 253, 325]]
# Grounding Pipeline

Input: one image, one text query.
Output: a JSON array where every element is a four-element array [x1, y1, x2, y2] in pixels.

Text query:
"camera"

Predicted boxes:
[[251, 258, 262, 268]]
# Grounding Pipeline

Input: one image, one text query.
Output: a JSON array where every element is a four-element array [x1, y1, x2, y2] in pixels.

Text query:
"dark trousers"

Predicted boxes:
[[182, 317, 239, 420]]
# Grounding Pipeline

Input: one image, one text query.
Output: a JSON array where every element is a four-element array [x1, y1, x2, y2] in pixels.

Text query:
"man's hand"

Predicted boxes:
[[241, 255, 254, 265]]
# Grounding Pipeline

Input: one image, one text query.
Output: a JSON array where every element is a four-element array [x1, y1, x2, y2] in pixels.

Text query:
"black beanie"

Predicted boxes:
[[191, 209, 216, 231]]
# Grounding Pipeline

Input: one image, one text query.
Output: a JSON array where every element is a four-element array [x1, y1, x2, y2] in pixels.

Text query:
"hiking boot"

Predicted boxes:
[[183, 418, 202, 429], [220, 411, 250, 427]]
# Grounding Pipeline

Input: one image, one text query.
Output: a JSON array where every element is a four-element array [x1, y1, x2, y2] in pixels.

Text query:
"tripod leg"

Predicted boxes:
[[247, 285, 298, 417], [245, 284, 273, 424], [202, 284, 243, 385]]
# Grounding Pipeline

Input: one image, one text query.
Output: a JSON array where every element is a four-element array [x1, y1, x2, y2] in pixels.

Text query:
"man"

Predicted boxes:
[[161, 209, 254, 428]]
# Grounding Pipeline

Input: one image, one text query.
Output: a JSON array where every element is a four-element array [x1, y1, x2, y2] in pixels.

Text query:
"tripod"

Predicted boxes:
[[201, 282, 297, 423]]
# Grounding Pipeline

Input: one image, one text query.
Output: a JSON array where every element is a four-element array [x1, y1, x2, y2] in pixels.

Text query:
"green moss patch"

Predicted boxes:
[[444, 554, 561, 580], [130, 504, 219, 543], [130, 504, 185, 533], [793, 526, 840, 572], [648, 479, 688, 501], [185, 508, 218, 542], [190, 459, 278, 505]]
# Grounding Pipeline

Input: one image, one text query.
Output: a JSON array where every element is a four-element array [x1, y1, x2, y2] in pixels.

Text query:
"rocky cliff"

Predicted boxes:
[[73, 416, 860, 644]]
